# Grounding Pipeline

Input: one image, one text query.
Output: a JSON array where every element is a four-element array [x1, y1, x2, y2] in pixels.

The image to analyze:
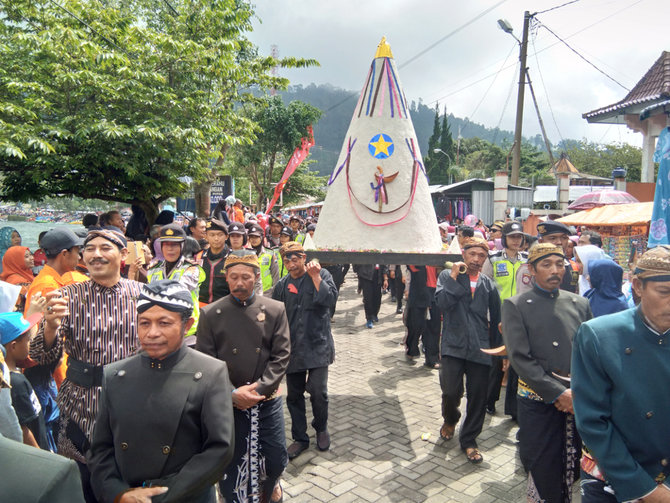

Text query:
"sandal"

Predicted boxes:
[[439, 423, 455, 441], [464, 447, 483, 464]]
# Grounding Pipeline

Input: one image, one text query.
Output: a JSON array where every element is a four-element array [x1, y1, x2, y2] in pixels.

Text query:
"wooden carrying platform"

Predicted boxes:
[[305, 251, 461, 266]]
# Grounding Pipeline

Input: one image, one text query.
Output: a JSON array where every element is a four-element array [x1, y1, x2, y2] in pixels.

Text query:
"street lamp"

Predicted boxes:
[[497, 12, 531, 186], [433, 148, 454, 184]]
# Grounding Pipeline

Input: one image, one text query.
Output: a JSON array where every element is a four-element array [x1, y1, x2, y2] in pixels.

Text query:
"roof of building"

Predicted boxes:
[[583, 51, 670, 123]]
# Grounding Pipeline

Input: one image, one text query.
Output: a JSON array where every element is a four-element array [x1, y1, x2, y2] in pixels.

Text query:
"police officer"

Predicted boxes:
[[266, 216, 283, 249], [147, 223, 204, 336], [248, 223, 280, 296], [290, 216, 306, 245], [199, 219, 230, 304], [482, 220, 527, 419], [226, 222, 247, 252], [537, 221, 579, 293]]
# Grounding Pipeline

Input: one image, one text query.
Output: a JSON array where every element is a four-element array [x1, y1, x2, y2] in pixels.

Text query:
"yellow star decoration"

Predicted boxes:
[[370, 135, 393, 157]]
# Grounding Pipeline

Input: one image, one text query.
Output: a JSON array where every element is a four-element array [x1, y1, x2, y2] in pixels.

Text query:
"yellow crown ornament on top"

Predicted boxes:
[[313, 37, 442, 253]]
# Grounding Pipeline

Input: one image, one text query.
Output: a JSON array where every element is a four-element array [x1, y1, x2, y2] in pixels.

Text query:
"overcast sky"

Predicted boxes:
[[248, 0, 667, 148]]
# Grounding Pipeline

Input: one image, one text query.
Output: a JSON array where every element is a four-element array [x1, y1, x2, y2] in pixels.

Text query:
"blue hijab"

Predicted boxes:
[[584, 259, 629, 318]]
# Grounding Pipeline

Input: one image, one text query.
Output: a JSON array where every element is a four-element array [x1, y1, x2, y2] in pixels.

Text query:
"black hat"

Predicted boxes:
[[306, 223, 316, 232], [537, 220, 571, 237], [502, 221, 524, 236], [206, 219, 228, 233], [160, 223, 186, 242], [280, 226, 294, 237], [41, 228, 85, 256], [247, 224, 264, 237], [227, 222, 247, 236], [289, 215, 302, 222], [137, 280, 193, 315], [268, 216, 282, 227]]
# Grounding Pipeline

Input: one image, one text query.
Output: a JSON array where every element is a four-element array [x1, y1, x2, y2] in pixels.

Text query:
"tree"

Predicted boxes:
[[561, 141, 643, 182], [0, 0, 317, 223], [424, 104, 441, 181], [226, 96, 324, 209]]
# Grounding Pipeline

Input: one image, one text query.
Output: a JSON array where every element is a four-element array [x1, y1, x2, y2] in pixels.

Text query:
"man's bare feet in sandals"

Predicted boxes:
[[439, 423, 455, 441], [463, 447, 483, 464]]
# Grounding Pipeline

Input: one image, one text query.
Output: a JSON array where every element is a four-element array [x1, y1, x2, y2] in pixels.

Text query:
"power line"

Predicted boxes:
[[535, 19, 630, 91], [162, 0, 179, 16], [531, 30, 564, 144], [535, 0, 581, 15], [326, 0, 510, 112], [492, 60, 519, 145], [398, 0, 509, 69], [48, 0, 129, 55]]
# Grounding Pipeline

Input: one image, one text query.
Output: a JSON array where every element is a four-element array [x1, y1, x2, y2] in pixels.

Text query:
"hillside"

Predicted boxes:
[[279, 83, 527, 177]]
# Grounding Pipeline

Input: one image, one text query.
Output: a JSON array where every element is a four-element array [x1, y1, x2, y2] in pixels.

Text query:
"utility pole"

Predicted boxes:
[[511, 11, 531, 186], [525, 69, 555, 167]]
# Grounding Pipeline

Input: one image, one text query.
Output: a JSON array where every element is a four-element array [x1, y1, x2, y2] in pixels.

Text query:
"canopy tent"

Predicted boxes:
[[556, 202, 653, 226]]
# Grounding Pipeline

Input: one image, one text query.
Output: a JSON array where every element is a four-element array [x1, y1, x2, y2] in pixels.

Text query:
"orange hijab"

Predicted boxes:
[[0, 246, 34, 284]]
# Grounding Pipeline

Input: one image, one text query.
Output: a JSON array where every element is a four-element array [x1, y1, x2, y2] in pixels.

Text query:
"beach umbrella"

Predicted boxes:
[[648, 127, 670, 247], [567, 190, 638, 211]]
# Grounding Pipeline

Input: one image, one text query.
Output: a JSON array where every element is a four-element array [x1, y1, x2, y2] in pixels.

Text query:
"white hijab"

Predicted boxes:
[[574, 245, 608, 295]]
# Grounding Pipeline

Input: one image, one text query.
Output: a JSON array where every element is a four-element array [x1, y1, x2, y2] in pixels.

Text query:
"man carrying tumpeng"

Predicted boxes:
[[435, 236, 502, 464], [197, 250, 290, 503], [30, 227, 143, 502], [572, 245, 670, 503], [88, 280, 234, 503], [272, 242, 338, 460], [147, 224, 204, 336], [502, 243, 592, 502]]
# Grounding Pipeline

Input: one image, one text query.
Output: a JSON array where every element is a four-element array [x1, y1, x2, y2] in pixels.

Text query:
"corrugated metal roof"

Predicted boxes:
[[583, 51, 670, 121]]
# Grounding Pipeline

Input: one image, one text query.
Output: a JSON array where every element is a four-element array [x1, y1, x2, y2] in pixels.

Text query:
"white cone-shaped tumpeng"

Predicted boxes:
[[313, 37, 442, 253]]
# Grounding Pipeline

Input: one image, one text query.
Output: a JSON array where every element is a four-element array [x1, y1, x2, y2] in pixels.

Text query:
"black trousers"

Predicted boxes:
[[393, 267, 404, 310], [517, 396, 580, 502], [439, 356, 490, 450], [286, 367, 329, 443], [505, 367, 519, 420], [360, 273, 382, 321], [405, 304, 440, 365], [486, 357, 504, 410], [220, 397, 287, 503]]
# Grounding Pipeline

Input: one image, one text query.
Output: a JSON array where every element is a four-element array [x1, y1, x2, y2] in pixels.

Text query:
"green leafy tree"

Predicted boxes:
[[226, 96, 324, 209], [561, 141, 643, 182], [424, 104, 442, 181], [0, 0, 317, 222]]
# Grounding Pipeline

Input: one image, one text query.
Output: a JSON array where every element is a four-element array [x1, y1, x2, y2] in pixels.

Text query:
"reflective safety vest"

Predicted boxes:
[[147, 260, 205, 336], [488, 251, 527, 301], [273, 248, 288, 278], [258, 250, 275, 293], [295, 233, 306, 245]]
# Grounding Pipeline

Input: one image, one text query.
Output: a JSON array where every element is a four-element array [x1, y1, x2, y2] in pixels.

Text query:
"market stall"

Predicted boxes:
[[556, 202, 653, 265]]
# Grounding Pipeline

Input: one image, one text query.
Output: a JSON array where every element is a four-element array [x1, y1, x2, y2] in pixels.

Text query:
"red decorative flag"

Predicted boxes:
[[266, 126, 315, 213]]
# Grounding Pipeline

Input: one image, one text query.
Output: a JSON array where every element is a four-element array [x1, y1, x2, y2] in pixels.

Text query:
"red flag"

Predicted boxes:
[[266, 126, 315, 214]]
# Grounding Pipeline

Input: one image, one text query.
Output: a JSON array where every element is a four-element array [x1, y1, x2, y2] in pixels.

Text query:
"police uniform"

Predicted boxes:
[[248, 224, 280, 296], [502, 244, 592, 502], [265, 216, 283, 249], [199, 219, 231, 304], [196, 251, 290, 503], [147, 225, 204, 335], [88, 281, 234, 503]]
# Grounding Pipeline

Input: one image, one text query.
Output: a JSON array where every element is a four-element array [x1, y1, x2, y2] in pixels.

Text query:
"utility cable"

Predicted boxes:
[[531, 29, 564, 144], [327, 0, 510, 112], [535, 19, 630, 91], [492, 60, 519, 145], [399, 0, 509, 69], [535, 0, 581, 15]]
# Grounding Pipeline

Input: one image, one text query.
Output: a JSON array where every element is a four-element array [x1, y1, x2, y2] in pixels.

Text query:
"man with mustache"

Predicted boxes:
[[196, 250, 290, 503], [272, 242, 338, 460], [435, 236, 502, 464], [502, 243, 592, 503], [30, 227, 143, 502]]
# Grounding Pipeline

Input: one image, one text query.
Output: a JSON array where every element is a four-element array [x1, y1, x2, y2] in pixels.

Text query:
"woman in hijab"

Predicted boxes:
[[584, 259, 628, 318], [0, 227, 21, 273], [0, 246, 34, 310], [574, 244, 607, 296]]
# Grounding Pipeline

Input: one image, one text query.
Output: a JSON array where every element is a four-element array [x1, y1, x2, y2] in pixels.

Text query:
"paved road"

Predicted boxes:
[[278, 272, 569, 503]]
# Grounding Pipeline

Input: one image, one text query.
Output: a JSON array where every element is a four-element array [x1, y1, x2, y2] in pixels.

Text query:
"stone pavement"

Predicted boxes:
[[278, 272, 581, 503]]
